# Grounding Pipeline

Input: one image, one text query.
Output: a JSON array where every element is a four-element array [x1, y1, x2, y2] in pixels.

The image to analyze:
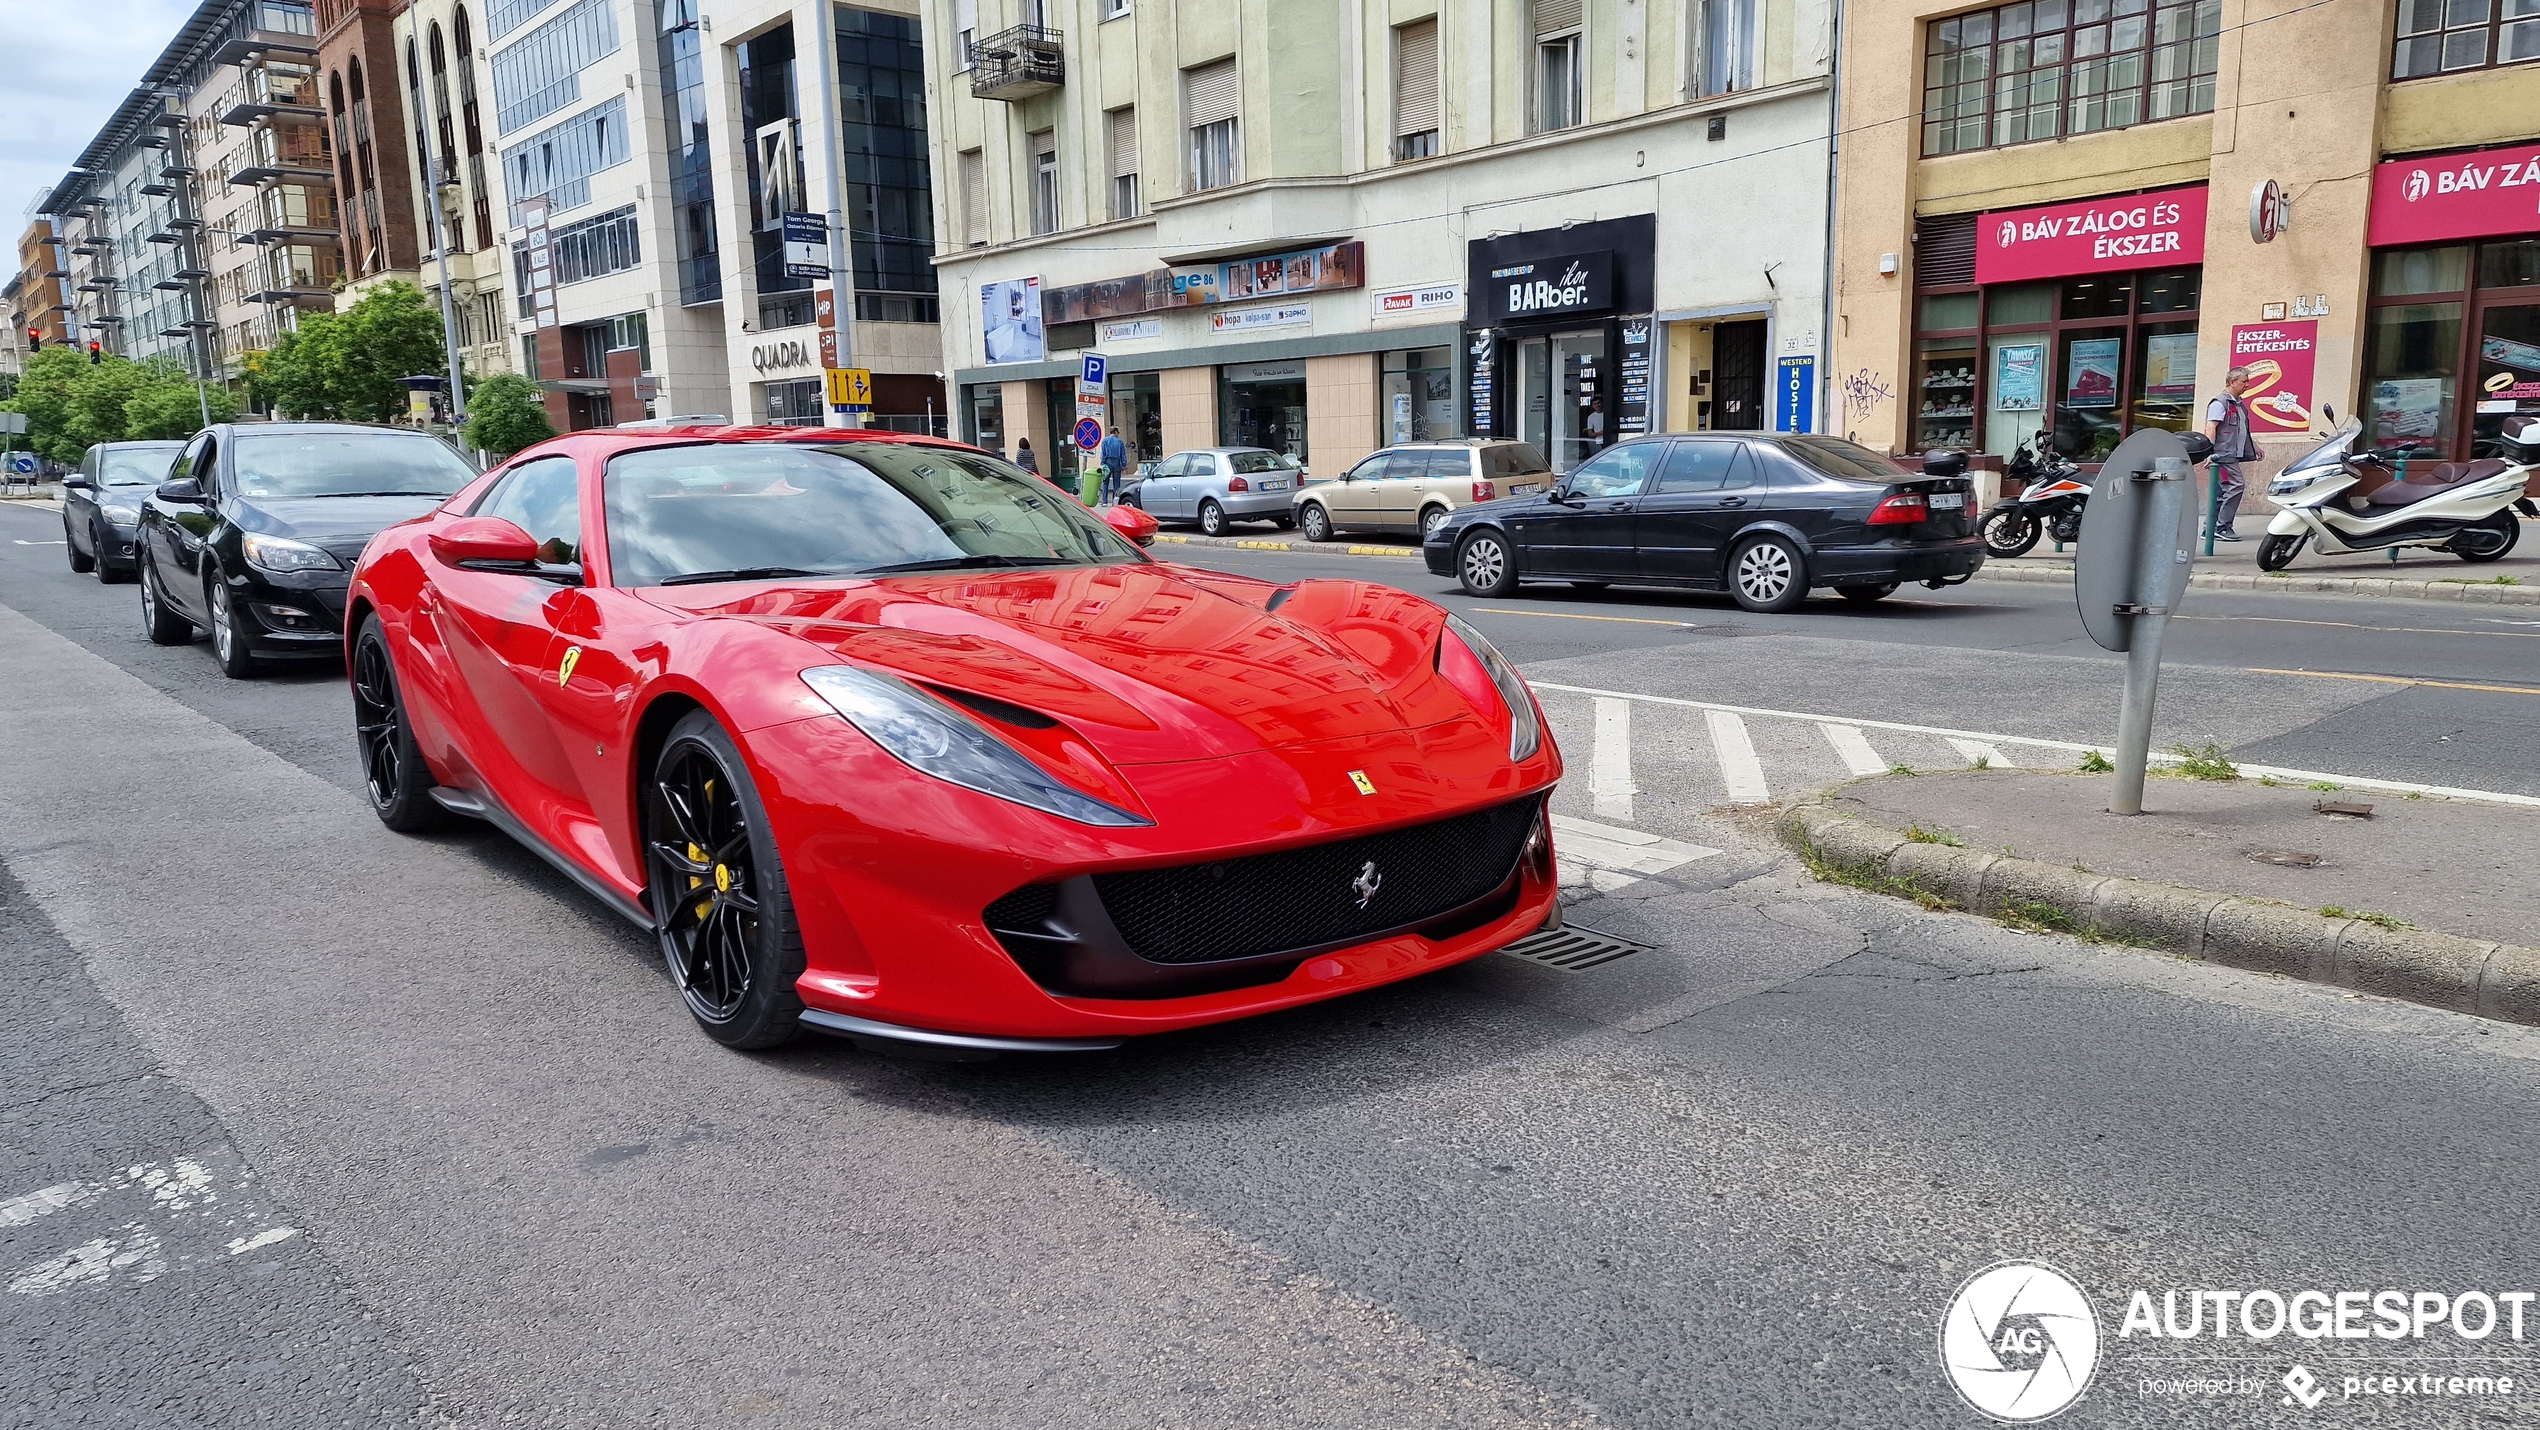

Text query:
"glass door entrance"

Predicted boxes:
[[1515, 330, 1609, 474]]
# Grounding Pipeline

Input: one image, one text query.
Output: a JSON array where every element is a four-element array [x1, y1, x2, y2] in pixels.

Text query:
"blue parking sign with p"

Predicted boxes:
[[1081, 353, 1107, 389]]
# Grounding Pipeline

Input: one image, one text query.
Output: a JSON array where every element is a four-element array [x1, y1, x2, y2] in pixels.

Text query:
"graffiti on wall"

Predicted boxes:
[[1842, 368, 1895, 421]]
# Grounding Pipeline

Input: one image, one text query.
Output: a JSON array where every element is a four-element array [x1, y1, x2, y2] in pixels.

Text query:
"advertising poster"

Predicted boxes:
[[2141, 332, 2198, 400], [1467, 328, 1497, 436], [2370, 378, 2446, 441], [981, 278, 1044, 364], [2480, 333, 2540, 400], [2230, 321, 2318, 430], [2064, 338, 2121, 409], [1993, 343, 2044, 411]]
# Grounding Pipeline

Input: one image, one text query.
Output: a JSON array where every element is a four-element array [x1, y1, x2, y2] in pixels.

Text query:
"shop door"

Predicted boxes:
[[1551, 332, 1607, 472], [2472, 300, 2540, 457], [1518, 339, 1552, 462], [1713, 320, 1766, 431]]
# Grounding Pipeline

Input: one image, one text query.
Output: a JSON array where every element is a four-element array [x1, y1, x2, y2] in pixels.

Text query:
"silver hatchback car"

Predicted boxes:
[[1125, 447, 1303, 536]]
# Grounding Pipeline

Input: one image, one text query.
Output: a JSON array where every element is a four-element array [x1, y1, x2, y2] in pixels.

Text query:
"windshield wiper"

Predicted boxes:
[[857, 554, 1080, 575], [316, 490, 461, 498], [657, 565, 843, 587]]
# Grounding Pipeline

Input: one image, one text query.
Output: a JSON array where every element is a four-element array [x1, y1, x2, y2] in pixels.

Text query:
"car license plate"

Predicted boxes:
[[1927, 492, 1966, 509], [1261, 478, 1289, 491], [1510, 482, 1543, 497]]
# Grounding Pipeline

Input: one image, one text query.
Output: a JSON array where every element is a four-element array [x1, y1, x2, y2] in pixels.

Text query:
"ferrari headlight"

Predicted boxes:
[[800, 665, 1149, 827], [1443, 613, 1542, 761], [101, 504, 140, 523], [241, 533, 343, 574]]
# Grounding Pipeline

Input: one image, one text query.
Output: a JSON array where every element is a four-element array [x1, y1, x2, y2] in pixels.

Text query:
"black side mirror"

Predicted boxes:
[[154, 477, 204, 504], [62, 477, 93, 492]]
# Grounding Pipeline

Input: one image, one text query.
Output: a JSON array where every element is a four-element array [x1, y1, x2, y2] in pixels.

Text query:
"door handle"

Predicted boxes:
[[1604, 501, 1632, 511], [1718, 496, 1747, 508]]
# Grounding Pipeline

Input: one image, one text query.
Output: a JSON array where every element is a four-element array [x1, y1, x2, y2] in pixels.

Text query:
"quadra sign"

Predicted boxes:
[[1482, 252, 1612, 322]]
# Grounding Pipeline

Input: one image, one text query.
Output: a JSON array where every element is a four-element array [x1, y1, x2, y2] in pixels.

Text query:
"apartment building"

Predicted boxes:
[[12, 214, 70, 350], [1832, 0, 2540, 469], [922, 0, 1836, 483], [388, 0, 518, 383]]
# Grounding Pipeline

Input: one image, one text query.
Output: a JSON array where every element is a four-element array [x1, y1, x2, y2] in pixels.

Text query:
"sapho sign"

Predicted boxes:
[[1481, 252, 1611, 321]]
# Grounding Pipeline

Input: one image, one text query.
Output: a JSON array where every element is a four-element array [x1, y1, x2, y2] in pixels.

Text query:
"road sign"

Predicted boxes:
[[1074, 417, 1102, 450], [5, 452, 36, 475], [2074, 428, 2197, 654], [0, 412, 28, 434], [781, 212, 829, 279], [1080, 352, 1107, 390], [824, 367, 872, 410]]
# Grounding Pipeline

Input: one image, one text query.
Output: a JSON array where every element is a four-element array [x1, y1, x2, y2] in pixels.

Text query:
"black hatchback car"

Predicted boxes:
[[1424, 433, 1985, 613], [136, 422, 479, 677], [62, 439, 186, 582]]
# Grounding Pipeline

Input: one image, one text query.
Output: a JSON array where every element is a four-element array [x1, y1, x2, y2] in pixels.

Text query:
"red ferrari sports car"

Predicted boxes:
[[346, 426, 1562, 1054]]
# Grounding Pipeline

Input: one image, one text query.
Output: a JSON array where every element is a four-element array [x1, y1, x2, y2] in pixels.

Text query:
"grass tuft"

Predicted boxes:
[[2258, 775, 2282, 787], [2323, 905, 2413, 931], [1797, 838, 1959, 912], [1903, 822, 1965, 847], [2433, 575, 2521, 586], [2078, 749, 2114, 773], [1995, 900, 2110, 942], [2308, 780, 2340, 792], [2167, 741, 2241, 781], [1889, 764, 1919, 777], [1972, 754, 1992, 770]]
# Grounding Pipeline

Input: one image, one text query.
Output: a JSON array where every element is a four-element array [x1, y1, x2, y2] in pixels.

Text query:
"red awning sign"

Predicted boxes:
[[1974, 184, 2209, 285], [2367, 141, 2540, 247]]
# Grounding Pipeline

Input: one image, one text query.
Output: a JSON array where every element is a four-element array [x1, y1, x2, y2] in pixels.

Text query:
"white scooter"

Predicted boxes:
[[2256, 408, 2539, 572]]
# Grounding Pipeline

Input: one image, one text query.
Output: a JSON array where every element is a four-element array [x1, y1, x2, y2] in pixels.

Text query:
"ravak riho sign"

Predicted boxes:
[[1482, 252, 1612, 321]]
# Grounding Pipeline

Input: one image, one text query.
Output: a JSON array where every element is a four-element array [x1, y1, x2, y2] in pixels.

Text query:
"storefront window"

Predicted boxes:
[[2377, 245, 2470, 295], [2363, 302, 2463, 448], [965, 383, 1004, 452], [1913, 337, 1978, 452], [1043, 376, 1083, 478], [1381, 346, 1457, 443], [763, 377, 823, 426], [2360, 240, 2540, 456], [1107, 371, 1162, 461], [1220, 361, 1307, 460], [2478, 237, 2540, 288], [2131, 321, 2200, 432], [1915, 267, 2199, 459]]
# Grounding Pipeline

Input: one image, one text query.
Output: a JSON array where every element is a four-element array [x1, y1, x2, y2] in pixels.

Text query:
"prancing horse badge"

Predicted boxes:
[[557, 646, 582, 687], [1348, 770, 1376, 796]]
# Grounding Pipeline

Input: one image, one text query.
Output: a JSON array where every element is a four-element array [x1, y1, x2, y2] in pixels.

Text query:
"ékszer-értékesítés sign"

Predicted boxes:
[[1976, 185, 2209, 284], [1482, 252, 1613, 321]]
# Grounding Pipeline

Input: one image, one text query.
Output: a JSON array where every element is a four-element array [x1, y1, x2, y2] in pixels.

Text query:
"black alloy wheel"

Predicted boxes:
[[64, 516, 94, 573], [1729, 535, 1810, 614], [645, 710, 804, 1050], [1836, 582, 1901, 604], [1299, 502, 1334, 543], [207, 570, 260, 679], [2254, 532, 2307, 572], [139, 554, 194, 646], [1457, 528, 1517, 597], [352, 617, 446, 832], [1198, 498, 1228, 537], [1980, 508, 2043, 559], [2451, 510, 2521, 563]]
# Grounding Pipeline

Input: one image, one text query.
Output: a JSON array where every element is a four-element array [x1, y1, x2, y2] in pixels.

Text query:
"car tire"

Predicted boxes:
[[1420, 505, 1450, 541], [94, 520, 134, 583], [646, 710, 806, 1051], [351, 615, 448, 833], [1836, 583, 1900, 604], [1299, 502, 1333, 543], [1457, 528, 1518, 597], [2451, 510, 2521, 563], [207, 568, 261, 679], [2255, 532, 2306, 572], [1272, 516, 1296, 530], [139, 554, 194, 646], [65, 516, 95, 573], [1980, 509, 2042, 559], [1729, 535, 1809, 614], [1198, 499, 1228, 537]]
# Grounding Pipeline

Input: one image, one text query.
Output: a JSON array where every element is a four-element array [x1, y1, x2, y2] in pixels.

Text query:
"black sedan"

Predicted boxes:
[[1423, 433, 1985, 613], [62, 439, 185, 582], [137, 422, 479, 677]]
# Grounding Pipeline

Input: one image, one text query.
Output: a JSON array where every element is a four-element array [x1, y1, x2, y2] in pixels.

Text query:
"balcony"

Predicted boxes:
[[245, 283, 333, 307], [968, 24, 1064, 100], [210, 9, 319, 67], [219, 68, 323, 126], [239, 221, 338, 246], [228, 158, 332, 187]]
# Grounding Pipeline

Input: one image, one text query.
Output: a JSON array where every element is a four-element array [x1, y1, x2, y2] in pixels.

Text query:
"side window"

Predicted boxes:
[[1350, 453, 1395, 482], [1564, 443, 1661, 499], [1418, 449, 1469, 481], [1657, 441, 1736, 493], [193, 437, 222, 498], [1717, 445, 1761, 492], [475, 456, 584, 565]]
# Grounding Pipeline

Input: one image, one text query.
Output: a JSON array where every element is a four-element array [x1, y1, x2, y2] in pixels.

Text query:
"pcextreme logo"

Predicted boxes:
[[1939, 1261, 2102, 1423]]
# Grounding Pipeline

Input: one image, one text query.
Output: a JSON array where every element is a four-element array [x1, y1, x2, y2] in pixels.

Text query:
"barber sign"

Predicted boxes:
[[1975, 184, 2210, 285]]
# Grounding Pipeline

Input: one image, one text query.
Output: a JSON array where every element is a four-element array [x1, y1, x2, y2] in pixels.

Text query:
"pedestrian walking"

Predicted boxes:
[[1098, 430, 1128, 504], [2204, 369, 2261, 542], [1014, 437, 1038, 474]]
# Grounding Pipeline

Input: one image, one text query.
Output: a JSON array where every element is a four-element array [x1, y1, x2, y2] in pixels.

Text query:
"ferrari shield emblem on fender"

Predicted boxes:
[[1352, 861, 1382, 909], [1348, 769, 1376, 796], [557, 645, 582, 687]]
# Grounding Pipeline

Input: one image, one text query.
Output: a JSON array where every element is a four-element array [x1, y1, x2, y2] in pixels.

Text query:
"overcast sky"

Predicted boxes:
[[0, 0, 198, 233]]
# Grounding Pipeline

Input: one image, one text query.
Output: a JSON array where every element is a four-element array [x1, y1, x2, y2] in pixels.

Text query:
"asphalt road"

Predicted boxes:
[[6, 497, 2540, 1429]]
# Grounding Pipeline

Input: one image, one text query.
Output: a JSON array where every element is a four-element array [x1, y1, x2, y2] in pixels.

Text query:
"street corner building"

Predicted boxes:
[[1829, 0, 2540, 487], [922, 0, 1840, 482]]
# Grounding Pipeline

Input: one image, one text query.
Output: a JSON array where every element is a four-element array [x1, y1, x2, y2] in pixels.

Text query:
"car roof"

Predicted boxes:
[[506, 425, 993, 463], [217, 421, 447, 438], [96, 439, 185, 449]]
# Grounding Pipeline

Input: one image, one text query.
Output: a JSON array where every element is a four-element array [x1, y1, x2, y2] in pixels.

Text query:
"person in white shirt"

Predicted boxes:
[[2204, 368, 2259, 542]]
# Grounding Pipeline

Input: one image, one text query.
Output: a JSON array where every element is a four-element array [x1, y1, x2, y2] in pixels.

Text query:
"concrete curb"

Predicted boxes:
[[1776, 799, 2540, 1027], [1147, 531, 2539, 603]]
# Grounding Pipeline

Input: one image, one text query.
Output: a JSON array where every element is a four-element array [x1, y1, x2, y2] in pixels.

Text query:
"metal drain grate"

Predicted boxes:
[[1497, 925, 1654, 971]]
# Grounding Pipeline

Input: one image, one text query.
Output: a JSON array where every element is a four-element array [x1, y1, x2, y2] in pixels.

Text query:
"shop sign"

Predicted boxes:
[[2367, 141, 2540, 246], [781, 212, 829, 280], [1974, 185, 2208, 284], [981, 277, 1044, 364], [2249, 180, 2291, 244], [1776, 354, 1815, 433], [1211, 302, 1310, 335], [1466, 328, 1497, 436], [750, 337, 817, 374], [1098, 318, 1161, 344], [1480, 252, 1612, 322], [1225, 359, 1305, 384], [1041, 242, 1366, 326], [2230, 321, 2318, 432], [1375, 282, 1464, 317], [1617, 317, 1654, 437]]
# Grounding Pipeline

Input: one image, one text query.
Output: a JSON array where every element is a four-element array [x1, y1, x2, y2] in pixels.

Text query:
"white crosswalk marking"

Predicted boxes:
[[1820, 723, 1890, 778], [1551, 814, 1720, 892], [1591, 697, 1636, 821], [1946, 738, 2014, 767], [1705, 710, 1771, 805]]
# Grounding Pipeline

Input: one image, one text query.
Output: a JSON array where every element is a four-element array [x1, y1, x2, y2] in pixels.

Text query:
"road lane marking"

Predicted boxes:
[[1, 1153, 299, 1298], [0, 1180, 99, 1228], [2245, 668, 2540, 697], [1473, 607, 1700, 627], [1947, 738, 2015, 767], [1705, 710, 1771, 805], [1821, 724, 1891, 778], [12, 540, 65, 546], [2180, 613, 2540, 639], [1550, 813, 1719, 892], [1591, 697, 1636, 821], [1533, 681, 2540, 808]]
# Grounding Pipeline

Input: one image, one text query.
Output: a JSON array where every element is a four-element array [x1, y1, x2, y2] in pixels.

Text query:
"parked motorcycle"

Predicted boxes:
[[1980, 428, 2092, 559], [2256, 408, 2540, 572]]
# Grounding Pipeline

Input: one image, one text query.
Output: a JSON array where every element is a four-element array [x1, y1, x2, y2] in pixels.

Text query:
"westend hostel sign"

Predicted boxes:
[[1479, 252, 1613, 322], [1975, 185, 2209, 284], [2367, 141, 2540, 246]]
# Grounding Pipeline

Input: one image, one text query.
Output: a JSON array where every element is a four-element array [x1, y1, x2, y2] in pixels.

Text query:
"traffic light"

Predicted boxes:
[[25, 328, 38, 352], [88, 341, 102, 365]]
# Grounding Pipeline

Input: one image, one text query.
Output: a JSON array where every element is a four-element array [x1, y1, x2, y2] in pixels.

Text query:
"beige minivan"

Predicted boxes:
[[1292, 439, 1555, 543]]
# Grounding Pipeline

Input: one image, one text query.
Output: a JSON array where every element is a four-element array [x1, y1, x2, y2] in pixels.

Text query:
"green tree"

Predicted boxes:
[[4, 347, 89, 463], [255, 280, 449, 421], [462, 372, 557, 456], [124, 367, 238, 439], [61, 356, 151, 454]]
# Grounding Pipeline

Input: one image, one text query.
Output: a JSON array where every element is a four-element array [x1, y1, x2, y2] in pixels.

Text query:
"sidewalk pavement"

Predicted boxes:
[[1980, 509, 2540, 602], [1778, 768, 2540, 1026]]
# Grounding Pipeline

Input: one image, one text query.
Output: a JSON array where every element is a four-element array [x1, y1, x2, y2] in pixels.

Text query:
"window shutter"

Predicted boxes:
[[1532, 0, 1581, 37], [960, 148, 985, 245], [1031, 128, 1056, 159], [1183, 58, 1240, 129], [1395, 21, 1438, 136], [1108, 106, 1138, 177], [1914, 213, 1977, 288], [953, 0, 976, 34]]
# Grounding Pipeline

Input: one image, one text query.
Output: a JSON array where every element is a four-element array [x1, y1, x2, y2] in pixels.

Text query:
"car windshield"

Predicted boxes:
[[231, 433, 477, 499], [100, 446, 183, 486], [603, 441, 1145, 587], [1781, 436, 1910, 484], [1227, 451, 1288, 474], [1481, 443, 1552, 478]]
